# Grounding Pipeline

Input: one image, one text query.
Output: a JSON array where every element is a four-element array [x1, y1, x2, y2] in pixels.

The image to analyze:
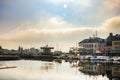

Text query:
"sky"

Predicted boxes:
[[0, 0, 120, 52]]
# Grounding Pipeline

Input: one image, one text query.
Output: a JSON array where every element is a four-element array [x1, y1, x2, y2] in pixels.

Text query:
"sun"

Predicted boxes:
[[64, 4, 67, 8]]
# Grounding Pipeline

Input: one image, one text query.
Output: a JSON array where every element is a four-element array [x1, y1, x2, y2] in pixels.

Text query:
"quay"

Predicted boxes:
[[0, 54, 20, 60]]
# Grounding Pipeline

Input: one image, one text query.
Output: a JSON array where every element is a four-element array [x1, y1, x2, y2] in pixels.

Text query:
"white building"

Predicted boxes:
[[78, 37, 106, 55]]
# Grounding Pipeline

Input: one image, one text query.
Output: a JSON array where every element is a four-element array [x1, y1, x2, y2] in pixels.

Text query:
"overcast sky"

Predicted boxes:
[[0, 0, 120, 52]]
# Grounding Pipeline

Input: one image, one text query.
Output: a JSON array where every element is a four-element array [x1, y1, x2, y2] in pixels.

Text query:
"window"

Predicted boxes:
[[95, 67, 96, 70], [114, 46, 120, 50], [91, 44, 93, 48], [113, 41, 120, 45], [88, 45, 90, 48], [95, 45, 97, 47]]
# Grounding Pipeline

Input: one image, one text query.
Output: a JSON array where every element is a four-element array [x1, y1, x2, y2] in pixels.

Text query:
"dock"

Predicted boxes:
[[0, 54, 20, 60]]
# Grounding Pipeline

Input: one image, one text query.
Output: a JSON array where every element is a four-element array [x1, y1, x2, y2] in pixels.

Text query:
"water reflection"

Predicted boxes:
[[78, 61, 120, 80], [0, 60, 120, 80], [40, 63, 53, 71]]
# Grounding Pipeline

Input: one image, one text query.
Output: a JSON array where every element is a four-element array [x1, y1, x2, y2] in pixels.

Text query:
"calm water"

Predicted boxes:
[[0, 60, 120, 80]]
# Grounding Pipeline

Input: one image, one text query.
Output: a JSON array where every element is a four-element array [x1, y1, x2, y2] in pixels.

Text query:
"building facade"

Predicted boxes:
[[110, 41, 120, 56], [79, 37, 105, 55], [106, 33, 120, 56]]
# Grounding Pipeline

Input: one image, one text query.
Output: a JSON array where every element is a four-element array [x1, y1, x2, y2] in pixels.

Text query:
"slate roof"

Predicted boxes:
[[79, 37, 105, 43], [106, 33, 120, 46]]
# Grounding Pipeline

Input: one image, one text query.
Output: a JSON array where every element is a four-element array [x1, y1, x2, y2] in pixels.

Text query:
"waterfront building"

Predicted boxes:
[[105, 33, 120, 56], [104, 46, 112, 56], [110, 41, 120, 56], [18, 46, 23, 54], [9, 49, 19, 54], [54, 50, 62, 56], [69, 47, 79, 54], [0, 46, 2, 50], [78, 37, 105, 55], [106, 33, 120, 46], [29, 48, 39, 54], [0, 46, 2, 53], [40, 45, 54, 55]]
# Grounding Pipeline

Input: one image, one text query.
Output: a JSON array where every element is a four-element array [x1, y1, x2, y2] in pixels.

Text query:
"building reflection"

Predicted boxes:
[[69, 60, 79, 68], [40, 63, 54, 71], [54, 59, 62, 63], [78, 61, 106, 76], [106, 62, 120, 80], [78, 61, 120, 80]]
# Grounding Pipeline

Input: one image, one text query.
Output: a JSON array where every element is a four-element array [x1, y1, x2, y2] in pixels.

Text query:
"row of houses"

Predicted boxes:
[[78, 33, 120, 56]]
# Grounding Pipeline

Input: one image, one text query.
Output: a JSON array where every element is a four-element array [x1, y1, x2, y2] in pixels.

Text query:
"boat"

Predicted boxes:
[[90, 56, 109, 61]]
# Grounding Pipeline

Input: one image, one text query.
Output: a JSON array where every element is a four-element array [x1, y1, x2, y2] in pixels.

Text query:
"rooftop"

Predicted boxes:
[[106, 33, 120, 46], [79, 37, 105, 43]]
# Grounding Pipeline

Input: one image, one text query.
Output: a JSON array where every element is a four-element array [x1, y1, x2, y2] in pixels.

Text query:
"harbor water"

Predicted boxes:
[[0, 60, 120, 80]]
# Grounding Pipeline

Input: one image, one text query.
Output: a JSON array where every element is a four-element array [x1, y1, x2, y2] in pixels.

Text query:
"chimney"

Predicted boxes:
[[110, 33, 113, 36]]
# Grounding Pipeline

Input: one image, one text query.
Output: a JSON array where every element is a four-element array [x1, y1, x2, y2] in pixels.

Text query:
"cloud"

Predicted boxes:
[[104, 0, 120, 14], [0, 15, 120, 51], [0, 15, 98, 41], [0, 0, 120, 52], [101, 16, 120, 33], [0, 28, 96, 51], [1, 0, 118, 28], [0, 16, 96, 51]]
